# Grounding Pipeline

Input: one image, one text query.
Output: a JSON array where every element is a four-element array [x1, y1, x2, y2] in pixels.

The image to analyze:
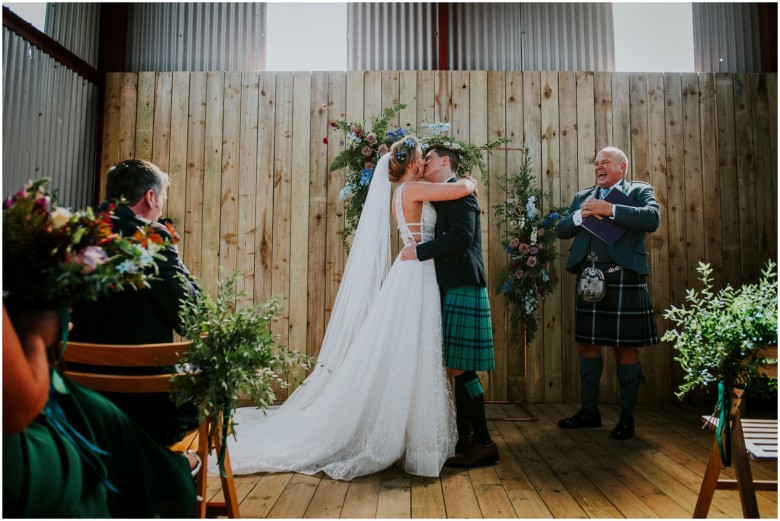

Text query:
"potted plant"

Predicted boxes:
[[663, 260, 778, 401], [171, 271, 314, 473]]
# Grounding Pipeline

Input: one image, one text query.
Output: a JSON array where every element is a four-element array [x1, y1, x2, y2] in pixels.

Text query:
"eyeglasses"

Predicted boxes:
[[593, 160, 612, 167]]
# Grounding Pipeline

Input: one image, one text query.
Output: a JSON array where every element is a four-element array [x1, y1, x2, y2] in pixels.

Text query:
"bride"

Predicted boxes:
[[221, 136, 478, 480]]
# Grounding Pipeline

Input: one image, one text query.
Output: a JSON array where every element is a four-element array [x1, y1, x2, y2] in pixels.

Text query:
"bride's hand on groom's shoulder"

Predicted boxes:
[[400, 244, 418, 261]]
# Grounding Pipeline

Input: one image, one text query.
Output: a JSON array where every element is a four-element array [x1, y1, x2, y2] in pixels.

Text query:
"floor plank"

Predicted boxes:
[[202, 403, 776, 518]]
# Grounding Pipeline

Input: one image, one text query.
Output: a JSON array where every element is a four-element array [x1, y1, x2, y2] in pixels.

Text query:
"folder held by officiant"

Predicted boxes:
[[582, 188, 640, 246]]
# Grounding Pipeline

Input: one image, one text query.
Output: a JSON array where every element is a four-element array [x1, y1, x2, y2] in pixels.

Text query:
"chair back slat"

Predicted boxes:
[[65, 371, 174, 393], [61, 341, 190, 367]]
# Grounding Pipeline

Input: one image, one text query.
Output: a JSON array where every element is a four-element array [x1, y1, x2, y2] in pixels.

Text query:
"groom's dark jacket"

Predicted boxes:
[[416, 178, 487, 289]]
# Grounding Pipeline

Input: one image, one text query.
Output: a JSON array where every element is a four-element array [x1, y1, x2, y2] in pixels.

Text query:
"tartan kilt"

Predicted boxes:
[[441, 285, 495, 371], [574, 264, 658, 348]]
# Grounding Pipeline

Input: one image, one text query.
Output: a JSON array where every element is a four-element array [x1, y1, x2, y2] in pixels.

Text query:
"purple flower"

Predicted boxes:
[[530, 246, 538, 255], [74, 245, 108, 274]]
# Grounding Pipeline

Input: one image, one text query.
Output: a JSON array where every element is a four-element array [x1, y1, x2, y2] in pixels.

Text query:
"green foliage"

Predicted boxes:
[[328, 104, 508, 251], [172, 271, 314, 446], [493, 151, 567, 344], [663, 260, 778, 399]]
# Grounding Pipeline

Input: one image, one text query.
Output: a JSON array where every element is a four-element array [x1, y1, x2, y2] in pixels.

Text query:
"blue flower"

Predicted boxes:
[[549, 212, 560, 220], [543, 219, 551, 230], [387, 127, 407, 140], [116, 259, 138, 274], [339, 185, 353, 201], [501, 280, 513, 294], [505, 246, 515, 254], [525, 196, 537, 219], [359, 168, 373, 186]]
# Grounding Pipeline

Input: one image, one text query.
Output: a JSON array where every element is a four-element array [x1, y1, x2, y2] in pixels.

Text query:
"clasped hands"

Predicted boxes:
[[400, 242, 418, 261], [580, 199, 614, 220]]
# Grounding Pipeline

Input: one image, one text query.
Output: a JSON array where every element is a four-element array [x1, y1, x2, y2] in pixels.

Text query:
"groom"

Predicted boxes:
[[401, 144, 499, 468]]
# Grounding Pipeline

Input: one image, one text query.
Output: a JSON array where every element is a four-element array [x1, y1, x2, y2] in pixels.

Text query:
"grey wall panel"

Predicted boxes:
[[3, 28, 99, 209], [693, 3, 763, 73], [347, 2, 436, 70], [126, 3, 267, 72], [45, 2, 101, 68]]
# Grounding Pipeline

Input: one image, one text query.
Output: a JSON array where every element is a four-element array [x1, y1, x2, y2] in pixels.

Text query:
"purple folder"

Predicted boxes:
[[582, 189, 640, 246]]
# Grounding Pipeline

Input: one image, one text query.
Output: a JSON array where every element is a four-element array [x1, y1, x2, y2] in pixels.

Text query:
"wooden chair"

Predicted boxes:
[[693, 345, 778, 518], [59, 341, 240, 518]]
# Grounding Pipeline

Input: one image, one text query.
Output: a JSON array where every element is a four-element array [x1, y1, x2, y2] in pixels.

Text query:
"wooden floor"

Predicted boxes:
[[204, 402, 778, 518]]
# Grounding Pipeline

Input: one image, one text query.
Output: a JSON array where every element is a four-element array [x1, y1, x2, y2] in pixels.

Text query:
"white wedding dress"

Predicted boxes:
[[217, 154, 457, 481]]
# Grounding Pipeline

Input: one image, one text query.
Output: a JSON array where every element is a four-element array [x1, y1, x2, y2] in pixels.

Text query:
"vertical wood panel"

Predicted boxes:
[[201, 72, 224, 297], [715, 74, 740, 287], [219, 72, 241, 284], [324, 72, 347, 330], [557, 71, 578, 404], [523, 71, 544, 404], [236, 73, 259, 308], [152, 73, 172, 215], [134, 71, 155, 161], [647, 72, 670, 403], [486, 70, 507, 401], [504, 70, 523, 401], [255, 73, 277, 302], [99, 71, 777, 406], [382, 70, 402, 257], [272, 72, 294, 355], [307, 72, 329, 364], [168, 73, 189, 257]]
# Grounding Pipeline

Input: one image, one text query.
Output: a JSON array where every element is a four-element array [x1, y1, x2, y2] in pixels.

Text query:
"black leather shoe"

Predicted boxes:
[[455, 433, 473, 453], [610, 415, 635, 439], [557, 408, 602, 429], [445, 442, 499, 468]]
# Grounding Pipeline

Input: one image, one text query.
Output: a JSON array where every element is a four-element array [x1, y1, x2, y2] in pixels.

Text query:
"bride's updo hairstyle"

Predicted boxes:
[[388, 136, 420, 182]]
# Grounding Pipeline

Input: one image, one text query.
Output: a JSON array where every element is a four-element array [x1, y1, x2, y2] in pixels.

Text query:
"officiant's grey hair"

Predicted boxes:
[[105, 159, 170, 205]]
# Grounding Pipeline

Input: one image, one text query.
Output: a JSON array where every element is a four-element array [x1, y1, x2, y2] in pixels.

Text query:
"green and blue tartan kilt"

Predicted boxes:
[[441, 285, 495, 371], [575, 264, 658, 348]]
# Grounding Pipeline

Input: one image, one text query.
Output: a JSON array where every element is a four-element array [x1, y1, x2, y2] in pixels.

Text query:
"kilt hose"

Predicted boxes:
[[575, 263, 658, 348], [441, 285, 495, 371]]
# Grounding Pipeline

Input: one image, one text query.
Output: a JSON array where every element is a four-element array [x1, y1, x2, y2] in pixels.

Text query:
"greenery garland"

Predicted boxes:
[[328, 103, 508, 250], [493, 151, 566, 344]]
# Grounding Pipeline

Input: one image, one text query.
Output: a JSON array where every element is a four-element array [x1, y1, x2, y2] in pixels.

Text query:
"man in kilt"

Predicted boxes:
[[401, 144, 498, 468], [556, 146, 660, 439]]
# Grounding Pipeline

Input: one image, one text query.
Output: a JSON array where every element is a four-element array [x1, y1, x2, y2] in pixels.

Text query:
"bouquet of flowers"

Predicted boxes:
[[494, 151, 566, 344], [328, 104, 507, 250], [3, 178, 170, 312]]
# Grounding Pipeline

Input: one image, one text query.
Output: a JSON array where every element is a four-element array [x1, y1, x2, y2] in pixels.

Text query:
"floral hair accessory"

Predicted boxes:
[[395, 138, 417, 162]]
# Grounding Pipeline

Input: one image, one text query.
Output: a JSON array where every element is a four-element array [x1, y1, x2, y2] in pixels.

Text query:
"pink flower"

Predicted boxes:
[[509, 237, 520, 248], [361, 146, 373, 157], [364, 162, 375, 171], [537, 228, 545, 237], [530, 246, 538, 255], [378, 144, 390, 155], [526, 256, 537, 267], [366, 133, 378, 144], [519, 243, 530, 255], [74, 245, 108, 274], [515, 269, 525, 279]]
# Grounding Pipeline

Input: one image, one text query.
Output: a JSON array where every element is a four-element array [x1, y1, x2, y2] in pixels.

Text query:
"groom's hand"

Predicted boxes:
[[400, 244, 418, 261]]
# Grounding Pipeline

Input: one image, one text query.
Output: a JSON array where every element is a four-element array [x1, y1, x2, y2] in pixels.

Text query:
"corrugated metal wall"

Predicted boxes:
[[693, 2, 763, 73], [126, 3, 267, 72], [45, 2, 101, 68], [347, 2, 437, 70], [2, 28, 100, 209], [348, 2, 614, 71]]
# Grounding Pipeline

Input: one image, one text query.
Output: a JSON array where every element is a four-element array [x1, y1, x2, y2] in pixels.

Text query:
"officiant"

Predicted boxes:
[[554, 146, 660, 440]]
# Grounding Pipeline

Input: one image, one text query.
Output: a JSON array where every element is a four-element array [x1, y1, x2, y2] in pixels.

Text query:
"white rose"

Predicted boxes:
[[50, 207, 72, 229]]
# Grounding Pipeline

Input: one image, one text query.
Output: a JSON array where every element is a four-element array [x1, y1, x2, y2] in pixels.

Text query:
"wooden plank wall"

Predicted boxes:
[[100, 71, 777, 404]]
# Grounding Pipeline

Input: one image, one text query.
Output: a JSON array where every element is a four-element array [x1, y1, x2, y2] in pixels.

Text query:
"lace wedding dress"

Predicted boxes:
[[217, 154, 457, 481]]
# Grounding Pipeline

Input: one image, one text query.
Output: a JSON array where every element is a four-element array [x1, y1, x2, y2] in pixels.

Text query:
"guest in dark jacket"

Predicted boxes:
[[70, 159, 200, 445]]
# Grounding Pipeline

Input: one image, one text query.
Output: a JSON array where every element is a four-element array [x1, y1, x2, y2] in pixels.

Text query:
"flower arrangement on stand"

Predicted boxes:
[[172, 270, 315, 473], [328, 103, 508, 250], [493, 151, 566, 345], [3, 178, 170, 316]]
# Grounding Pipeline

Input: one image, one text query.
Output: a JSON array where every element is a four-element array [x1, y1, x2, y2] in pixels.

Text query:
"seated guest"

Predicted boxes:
[[3, 306, 197, 518], [70, 159, 200, 445]]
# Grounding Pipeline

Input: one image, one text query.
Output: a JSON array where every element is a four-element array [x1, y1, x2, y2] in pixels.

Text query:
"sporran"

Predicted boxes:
[[578, 266, 606, 302]]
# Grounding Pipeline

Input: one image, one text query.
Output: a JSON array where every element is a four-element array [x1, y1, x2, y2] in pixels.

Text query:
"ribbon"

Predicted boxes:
[[217, 399, 232, 478], [714, 381, 732, 467]]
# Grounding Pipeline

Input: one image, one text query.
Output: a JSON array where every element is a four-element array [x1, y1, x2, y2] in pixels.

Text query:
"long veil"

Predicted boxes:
[[282, 153, 391, 409]]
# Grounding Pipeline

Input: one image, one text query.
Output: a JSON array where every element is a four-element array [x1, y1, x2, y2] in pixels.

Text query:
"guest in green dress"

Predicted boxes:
[[3, 307, 197, 518]]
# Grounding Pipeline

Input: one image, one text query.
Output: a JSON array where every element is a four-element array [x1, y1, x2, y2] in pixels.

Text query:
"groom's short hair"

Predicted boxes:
[[426, 144, 460, 173]]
